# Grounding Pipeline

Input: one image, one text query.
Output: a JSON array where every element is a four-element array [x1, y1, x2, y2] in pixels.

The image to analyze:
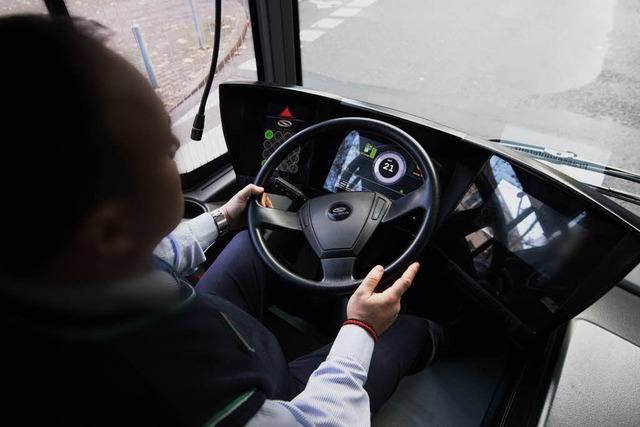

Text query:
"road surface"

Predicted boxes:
[[298, 0, 640, 216]]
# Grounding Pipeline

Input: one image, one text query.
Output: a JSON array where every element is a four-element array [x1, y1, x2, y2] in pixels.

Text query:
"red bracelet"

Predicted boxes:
[[343, 318, 378, 343]]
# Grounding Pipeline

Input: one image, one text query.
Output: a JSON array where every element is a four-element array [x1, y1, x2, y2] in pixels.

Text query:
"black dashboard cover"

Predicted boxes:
[[219, 82, 640, 338]]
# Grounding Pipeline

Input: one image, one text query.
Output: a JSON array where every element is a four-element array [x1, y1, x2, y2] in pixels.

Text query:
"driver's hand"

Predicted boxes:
[[221, 184, 270, 230], [346, 263, 419, 336]]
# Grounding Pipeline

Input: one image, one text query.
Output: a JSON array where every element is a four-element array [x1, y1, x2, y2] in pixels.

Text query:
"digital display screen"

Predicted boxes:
[[442, 155, 625, 328], [323, 130, 424, 200]]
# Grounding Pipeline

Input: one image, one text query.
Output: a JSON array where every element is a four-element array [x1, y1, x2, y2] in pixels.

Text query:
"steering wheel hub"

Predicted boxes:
[[298, 191, 389, 259], [327, 202, 352, 221]]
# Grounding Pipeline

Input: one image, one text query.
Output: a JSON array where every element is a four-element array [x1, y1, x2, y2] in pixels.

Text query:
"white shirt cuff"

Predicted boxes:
[[329, 323, 376, 372], [187, 212, 219, 252]]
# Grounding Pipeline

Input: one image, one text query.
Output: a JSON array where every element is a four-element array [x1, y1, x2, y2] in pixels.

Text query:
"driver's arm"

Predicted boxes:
[[248, 324, 374, 426], [246, 263, 419, 427], [152, 212, 220, 276], [153, 184, 268, 276]]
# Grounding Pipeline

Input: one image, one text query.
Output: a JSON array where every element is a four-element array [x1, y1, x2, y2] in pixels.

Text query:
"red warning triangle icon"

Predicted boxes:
[[278, 106, 294, 118]]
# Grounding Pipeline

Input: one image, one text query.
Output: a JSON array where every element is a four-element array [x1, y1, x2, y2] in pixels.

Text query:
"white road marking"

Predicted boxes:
[[174, 125, 228, 174], [300, 29, 325, 42], [331, 7, 361, 17], [194, 139, 207, 169], [309, 0, 343, 9], [174, 147, 187, 174], [346, 0, 376, 7], [312, 18, 344, 29]]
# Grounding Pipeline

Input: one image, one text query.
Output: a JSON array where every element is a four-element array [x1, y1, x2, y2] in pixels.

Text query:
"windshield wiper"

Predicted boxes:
[[587, 185, 640, 205], [491, 139, 640, 206], [492, 139, 640, 184]]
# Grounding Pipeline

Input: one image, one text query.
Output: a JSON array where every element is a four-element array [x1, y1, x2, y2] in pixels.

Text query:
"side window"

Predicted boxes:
[[65, 0, 257, 174], [2, 0, 257, 175]]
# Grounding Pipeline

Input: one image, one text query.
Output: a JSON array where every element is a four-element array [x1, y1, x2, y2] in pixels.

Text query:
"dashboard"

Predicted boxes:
[[227, 97, 430, 202], [219, 82, 640, 339]]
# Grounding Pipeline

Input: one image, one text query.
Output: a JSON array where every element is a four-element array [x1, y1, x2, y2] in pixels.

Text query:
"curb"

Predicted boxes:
[[169, 1, 250, 113]]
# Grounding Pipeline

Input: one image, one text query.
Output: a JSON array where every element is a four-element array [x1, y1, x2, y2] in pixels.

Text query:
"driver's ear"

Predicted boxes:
[[76, 201, 136, 258]]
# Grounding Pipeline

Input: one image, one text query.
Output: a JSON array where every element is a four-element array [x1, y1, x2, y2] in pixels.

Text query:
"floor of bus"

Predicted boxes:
[[372, 324, 510, 426], [266, 301, 512, 427]]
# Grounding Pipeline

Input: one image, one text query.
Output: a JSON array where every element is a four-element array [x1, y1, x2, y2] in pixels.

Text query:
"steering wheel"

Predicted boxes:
[[248, 117, 440, 294]]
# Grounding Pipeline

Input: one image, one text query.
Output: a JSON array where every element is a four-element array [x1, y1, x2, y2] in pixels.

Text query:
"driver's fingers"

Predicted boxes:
[[383, 262, 419, 300], [357, 265, 385, 295], [239, 184, 264, 200], [265, 195, 274, 208], [261, 193, 274, 208]]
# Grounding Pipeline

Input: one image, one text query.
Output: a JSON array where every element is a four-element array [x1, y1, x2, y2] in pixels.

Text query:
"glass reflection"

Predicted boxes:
[[444, 155, 601, 323]]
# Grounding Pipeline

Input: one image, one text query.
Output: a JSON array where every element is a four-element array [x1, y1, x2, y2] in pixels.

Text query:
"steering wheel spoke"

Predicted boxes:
[[320, 257, 357, 283], [383, 183, 430, 223], [253, 203, 301, 232]]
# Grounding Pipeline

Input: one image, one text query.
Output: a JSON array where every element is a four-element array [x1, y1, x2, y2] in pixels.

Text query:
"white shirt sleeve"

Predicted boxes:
[[245, 324, 375, 427], [152, 213, 219, 276]]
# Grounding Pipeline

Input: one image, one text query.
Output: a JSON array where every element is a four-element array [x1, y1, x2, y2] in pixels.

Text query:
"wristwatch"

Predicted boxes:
[[210, 208, 229, 236]]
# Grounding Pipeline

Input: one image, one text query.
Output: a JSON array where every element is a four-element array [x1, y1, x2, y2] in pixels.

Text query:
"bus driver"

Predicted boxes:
[[0, 15, 446, 426]]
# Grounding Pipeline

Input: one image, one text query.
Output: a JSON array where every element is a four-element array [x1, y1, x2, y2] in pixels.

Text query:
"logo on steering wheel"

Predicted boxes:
[[327, 203, 352, 221]]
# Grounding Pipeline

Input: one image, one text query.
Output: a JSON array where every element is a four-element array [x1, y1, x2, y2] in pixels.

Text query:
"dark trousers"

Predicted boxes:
[[196, 231, 444, 414]]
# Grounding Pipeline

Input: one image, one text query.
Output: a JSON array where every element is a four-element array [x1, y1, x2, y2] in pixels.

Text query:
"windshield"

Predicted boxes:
[[2, 1, 638, 216], [298, 0, 640, 217]]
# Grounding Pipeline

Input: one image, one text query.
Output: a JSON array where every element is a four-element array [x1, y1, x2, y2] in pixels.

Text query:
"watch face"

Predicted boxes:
[[211, 209, 228, 233]]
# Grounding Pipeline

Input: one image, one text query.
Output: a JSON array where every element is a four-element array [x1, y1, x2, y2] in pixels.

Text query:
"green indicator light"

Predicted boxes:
[[363, 144, 378, 158], [264, 130, 274, 140], [261, 159, 267, 167], [400, 189, 405, 194]]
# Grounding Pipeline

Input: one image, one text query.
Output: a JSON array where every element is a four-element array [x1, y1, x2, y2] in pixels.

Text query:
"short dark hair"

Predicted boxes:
[[0, 15, 136, 279]]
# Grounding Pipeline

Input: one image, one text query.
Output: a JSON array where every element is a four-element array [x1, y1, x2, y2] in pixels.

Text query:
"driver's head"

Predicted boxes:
[[0, 15, 184, 284]]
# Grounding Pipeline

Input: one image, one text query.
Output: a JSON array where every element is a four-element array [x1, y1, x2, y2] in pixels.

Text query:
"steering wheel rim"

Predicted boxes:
[[248, 117, 440, 294]]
